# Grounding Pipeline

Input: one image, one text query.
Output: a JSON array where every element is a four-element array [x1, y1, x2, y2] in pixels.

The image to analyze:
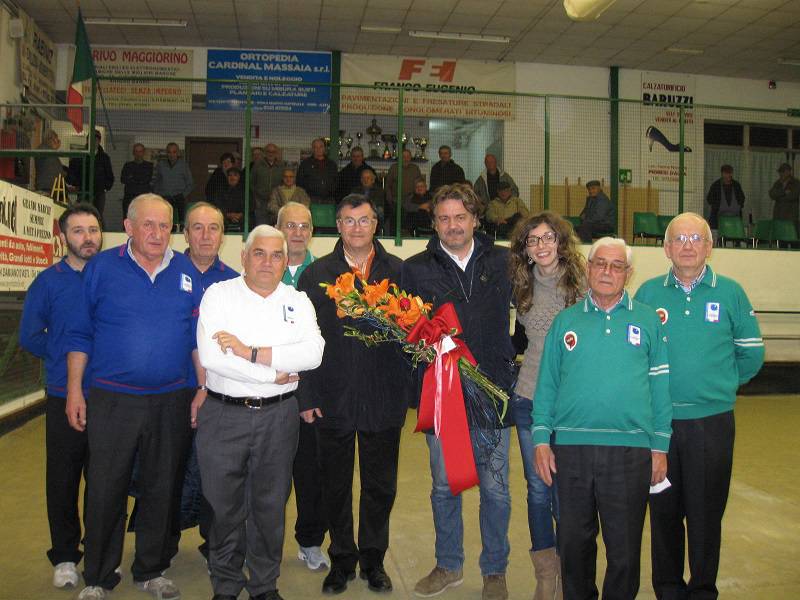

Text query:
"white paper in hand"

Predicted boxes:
[[650, 477, 671, 495]]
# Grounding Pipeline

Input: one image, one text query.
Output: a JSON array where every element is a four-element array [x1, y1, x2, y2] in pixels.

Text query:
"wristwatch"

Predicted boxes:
[[197, 384, 207, 391]]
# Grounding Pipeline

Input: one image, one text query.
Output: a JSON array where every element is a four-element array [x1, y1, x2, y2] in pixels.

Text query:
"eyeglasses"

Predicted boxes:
[[525, 231, 557, 247], [338, 216, 375, 228], [283, 222, 311, 231], [589, 259, 628, 273], [669, 233, 707, 246]]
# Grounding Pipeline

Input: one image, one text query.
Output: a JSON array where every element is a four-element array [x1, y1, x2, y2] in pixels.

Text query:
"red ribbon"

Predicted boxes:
[[407, 303, 479, 495]]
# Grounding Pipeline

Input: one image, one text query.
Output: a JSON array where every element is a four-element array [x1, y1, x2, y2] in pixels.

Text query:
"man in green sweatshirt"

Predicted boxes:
[[533, 237, 672, 600], [634, 212, 764, 600]]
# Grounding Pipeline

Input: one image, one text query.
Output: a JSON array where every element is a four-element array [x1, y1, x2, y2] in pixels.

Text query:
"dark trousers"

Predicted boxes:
[[554, 445, 651, 600], [650, 412, 735, 600], [93, 189, 106, 219], [162, 194, 186, 227], [293, 420, 327, 547], [46, 394, 89, 565], [82, 388, 191, 589], [576, 222, 613, 243], [317, 427, 401, 572]]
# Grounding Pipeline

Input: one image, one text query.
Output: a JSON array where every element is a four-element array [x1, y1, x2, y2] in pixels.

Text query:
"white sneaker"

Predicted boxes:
[[134, 575, 180, 599], [298, 545, 331, 570], [78, 586, 109, 600], [53, 561, 80, 588]]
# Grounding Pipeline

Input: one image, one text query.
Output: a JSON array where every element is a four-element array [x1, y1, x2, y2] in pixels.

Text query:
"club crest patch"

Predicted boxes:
[[563, 331, 578, 351], [705, 302, 720, 323], [180, 273, 193, 293], [656, 307, 669, 325], [627, 324, 641, 346]]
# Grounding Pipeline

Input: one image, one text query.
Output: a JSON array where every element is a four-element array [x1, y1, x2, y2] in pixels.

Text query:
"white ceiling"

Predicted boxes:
[[13, 0, 800, 82]]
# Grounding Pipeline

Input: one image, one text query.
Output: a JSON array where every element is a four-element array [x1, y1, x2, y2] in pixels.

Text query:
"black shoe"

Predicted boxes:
[[360, 566, 393, 592], [250, 591, 284, 600], [212, 595, 238, 600], [322, 567, 356, 594]]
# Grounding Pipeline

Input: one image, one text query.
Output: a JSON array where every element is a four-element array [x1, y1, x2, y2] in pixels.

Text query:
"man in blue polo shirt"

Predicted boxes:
[[20, 202, 103, 590], [66, 193, 202, 600], [635, 213, 764, 600]]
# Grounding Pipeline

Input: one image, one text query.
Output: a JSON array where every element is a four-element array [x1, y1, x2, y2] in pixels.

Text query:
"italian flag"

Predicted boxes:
[[67, 9, 95, 133]]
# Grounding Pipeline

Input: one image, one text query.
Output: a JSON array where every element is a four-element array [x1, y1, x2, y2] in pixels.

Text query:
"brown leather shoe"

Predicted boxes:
[[414, 566, 464, 597], [482, 573, 508, 600]]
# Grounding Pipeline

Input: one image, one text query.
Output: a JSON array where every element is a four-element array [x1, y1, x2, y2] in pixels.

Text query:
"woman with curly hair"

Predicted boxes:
[[508, 211, 586, 600]]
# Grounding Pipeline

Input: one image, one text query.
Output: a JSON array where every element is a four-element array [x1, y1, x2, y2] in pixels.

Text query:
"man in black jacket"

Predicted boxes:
[[120, 143, 153, 224], [67, 130, 114, 218], [297, 194, 410, 596], [706, 164, 745, 230], [429, 145, 465, 195], [401, 183, 515, 600], [296, 138, 339, 203]]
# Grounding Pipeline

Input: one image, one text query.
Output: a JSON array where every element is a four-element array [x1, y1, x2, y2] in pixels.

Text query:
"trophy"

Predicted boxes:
[[345, 135, 353, 159], [322, 136, 331, 153], [337, 129, 346, 159], [401, 132, 408, 152], [356, 131, 363, 151], [412, 136, 422, 159], [390, 134, 398, 159], [366, 118, 382, 159], [380, 134, 392, 160], [418, 136, 428, 160]]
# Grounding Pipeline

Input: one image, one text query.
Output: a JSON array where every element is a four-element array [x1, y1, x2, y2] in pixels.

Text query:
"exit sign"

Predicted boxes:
[[619, 168, 632, 183]]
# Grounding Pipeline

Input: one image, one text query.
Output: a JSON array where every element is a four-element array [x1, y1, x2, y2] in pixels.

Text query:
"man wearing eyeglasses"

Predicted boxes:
[[533, 236, 672, 600], [634, 212, 764, 600], [296, 194, 410, 595]]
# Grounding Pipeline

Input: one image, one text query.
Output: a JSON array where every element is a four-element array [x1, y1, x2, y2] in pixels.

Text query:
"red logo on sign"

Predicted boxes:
[[656, 308, 669, 324], [563, 331, 578, 351], [398, 59, 457, 82]]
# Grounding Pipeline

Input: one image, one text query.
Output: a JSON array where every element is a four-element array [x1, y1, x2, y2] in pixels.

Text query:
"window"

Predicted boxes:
[[704, 122, 743, 146], [749, 126, 788, 148]]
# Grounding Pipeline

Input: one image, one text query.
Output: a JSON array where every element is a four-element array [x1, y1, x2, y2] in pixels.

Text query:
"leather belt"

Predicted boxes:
[[206, 388, 294, 410]]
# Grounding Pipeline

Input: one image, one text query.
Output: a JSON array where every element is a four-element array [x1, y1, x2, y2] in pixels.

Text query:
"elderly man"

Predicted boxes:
[[269, 169, 311, 221], [405, 177, 433, 235], [153, 142, 194, 226], [66, 194, 202, 600], [706, 165, 745, 232], [206, 153, 236, 207], [252, 143, 286, 225], [195, 225, 323, 600], [385, 149, 421, 215], [635, 213, 764, 600], [576, 180, 616, 243], [485, 180, 529, 238], [533, 236, 672, 600], [474, 154, 518, 212], [429, 145, 466, 194], [120, 143, 154, 224], [335, 146, 376, 201], [297, 138, 339, 204], [297, 195, 409, 595], [768, 162, 800, 224], [352, 169, 387, 230], [20, 203, 103, 590], [402, 184, 517, 600]]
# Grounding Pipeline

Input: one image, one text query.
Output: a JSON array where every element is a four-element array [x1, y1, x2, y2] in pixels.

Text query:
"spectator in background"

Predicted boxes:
[[205, 152, 235, 206], [405, 177, 432, 235], [277, 202, 315, 290], [269, 168, 310, 224], [219, 167, 245, 229], [352, 169, 387, 232], [486, 181, 529, 238], [120, 143, 154, 223], [20, 203, 103, 591], [474, 154, 519, 214], [252, 143, 286, 225], [706, 164, 745, 232], [336, 146, 376, 202], [769, 163, 800, 224], [67, 130, 114, 217], [297, 138, 338, 204], [250, 146, 265, 168], [575, 180, 616, 243], [35, 129, 66, 195], [429, 145, 465, 194], [386, 149, 421, 222], [153, 142, 194, 227]]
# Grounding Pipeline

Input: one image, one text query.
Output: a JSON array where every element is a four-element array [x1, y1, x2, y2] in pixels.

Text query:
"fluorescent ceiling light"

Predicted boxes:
[[408, 30, 510, 44], [777, 57, 800, 67], [83, 17, 187, 27], [360, 25, 402, 33], [563, 0, 619, 21], [666, 47, 704, 55]]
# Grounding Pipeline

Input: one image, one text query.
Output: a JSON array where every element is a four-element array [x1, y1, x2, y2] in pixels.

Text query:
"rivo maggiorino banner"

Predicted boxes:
[[341, 54, 515, 120], [0, 183, 57, 292], [92, 46, 194, 111], [206, 49, 332, 112]]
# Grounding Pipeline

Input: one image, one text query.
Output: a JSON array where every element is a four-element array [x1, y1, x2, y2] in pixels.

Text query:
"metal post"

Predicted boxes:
[[395, 88, 404, 246], [544, 96, 550, 210], [609, 67, 619, 234], [243, 82, 252, 238], [328, 51, 341, 163], [679, 104, 685, 214], [87, 77, 98, 204]]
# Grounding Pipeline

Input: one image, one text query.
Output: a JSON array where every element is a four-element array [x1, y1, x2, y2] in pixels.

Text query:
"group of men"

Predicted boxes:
[[21, 178, 762, 600]]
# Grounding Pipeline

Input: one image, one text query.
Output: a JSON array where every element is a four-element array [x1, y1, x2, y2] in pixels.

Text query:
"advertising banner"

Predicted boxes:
[[92, 47, 194, 111], [19, 10, 56, 104], [341, 54, 515, 119], [206, 49, 331, 112], [0, 183, 57, 292]]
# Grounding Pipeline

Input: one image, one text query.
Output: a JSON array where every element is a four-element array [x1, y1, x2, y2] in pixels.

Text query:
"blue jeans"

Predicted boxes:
[[426, 428, 511, 576], [512, 393, 559, 551]]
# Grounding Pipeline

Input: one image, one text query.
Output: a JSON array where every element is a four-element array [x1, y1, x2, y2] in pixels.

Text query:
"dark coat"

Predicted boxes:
[[296, 239, 411, 432], [67, 145, 114, 192], [296, 156, 338, 203], [204, 166, 228, 205], [335, 161, 376, 201], [706, 178, 745, 228], [429, 160, 466, 193], [401, 231, 516, 427], [120, 160, 154, 200]]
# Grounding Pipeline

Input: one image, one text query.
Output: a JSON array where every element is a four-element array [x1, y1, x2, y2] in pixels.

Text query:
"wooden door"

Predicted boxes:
[[185, 137, 241, 204]]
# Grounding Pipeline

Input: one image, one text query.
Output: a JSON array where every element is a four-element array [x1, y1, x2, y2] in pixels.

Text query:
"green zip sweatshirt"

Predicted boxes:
[[634, 266, 764, 420], [533, 291, 672, 452]]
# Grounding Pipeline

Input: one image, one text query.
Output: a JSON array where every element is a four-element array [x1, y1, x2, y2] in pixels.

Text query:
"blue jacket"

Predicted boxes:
[[66, 244, 203, 395], [20, 258, 90, 397]]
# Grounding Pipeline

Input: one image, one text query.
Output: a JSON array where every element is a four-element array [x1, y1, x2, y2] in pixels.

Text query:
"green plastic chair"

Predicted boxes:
[[564, 215, 582, 229], [632, 212, 662, 245], [751, 219, 773, 248], [657, 215, 674, 238], [310, 203, 337, 233], [772, 219, 799, 249], [717, 215, 748, 248]]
